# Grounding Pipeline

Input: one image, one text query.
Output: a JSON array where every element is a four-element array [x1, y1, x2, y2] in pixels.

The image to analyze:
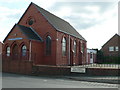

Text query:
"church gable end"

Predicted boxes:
[[18, 2, 57, 39]]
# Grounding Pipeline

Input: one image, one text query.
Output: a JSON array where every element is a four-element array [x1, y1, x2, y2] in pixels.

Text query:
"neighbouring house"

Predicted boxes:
[[2, 2, 87, 74], [87, 49, 97, 64], [101, 34, 120, 57], [100, 34, 120, 63]]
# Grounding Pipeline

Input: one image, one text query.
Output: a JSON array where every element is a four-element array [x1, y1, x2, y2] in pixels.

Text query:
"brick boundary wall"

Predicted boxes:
[[32, 65, 119, 76], [2, 60, 33, 75], [32, 65, 71, 75], [2, 61, 120, 76], [71, 68, 120, 76], [86, 68, 119, 76]]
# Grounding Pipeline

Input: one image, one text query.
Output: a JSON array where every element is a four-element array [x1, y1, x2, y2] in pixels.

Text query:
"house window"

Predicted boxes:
[[6, 47, 10, 56], [109, 46, 114, 51], [22, 45, 27, 56], [73, 41, 77, 56], [62, 37, 66, 56], [46, 36, 51, 55], [115, 46, 119, 51]]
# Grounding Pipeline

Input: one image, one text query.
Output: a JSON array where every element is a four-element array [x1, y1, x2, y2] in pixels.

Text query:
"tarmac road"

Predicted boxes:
[[2, 73, 118, 88]]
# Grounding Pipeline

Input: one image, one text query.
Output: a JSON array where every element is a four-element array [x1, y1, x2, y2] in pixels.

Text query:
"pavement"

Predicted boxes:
[[63, 75, 119, 84], [30, 74, 120, 84]]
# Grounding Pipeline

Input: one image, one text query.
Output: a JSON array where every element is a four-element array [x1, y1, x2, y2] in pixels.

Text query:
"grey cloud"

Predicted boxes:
[[50, 2, 113, 13], [64, 16, 100, 30], [48, 2, 113, 30]]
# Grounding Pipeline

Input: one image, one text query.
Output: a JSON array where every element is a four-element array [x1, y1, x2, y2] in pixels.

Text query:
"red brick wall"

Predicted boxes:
[[2, 60, 33, 75], [30, 40, 43, 65], [56, 31, 87, 66]]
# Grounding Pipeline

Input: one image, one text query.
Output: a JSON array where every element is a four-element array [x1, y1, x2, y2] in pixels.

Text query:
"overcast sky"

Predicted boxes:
[[0, 0, 119, 49]]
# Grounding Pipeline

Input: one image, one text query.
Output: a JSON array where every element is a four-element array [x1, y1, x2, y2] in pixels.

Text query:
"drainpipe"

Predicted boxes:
[[29, 40, 32, 62], [68, 35, 70, 65]]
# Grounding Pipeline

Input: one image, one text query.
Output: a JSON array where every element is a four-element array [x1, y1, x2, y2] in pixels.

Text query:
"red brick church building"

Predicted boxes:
[[2, 2, 87, 67]]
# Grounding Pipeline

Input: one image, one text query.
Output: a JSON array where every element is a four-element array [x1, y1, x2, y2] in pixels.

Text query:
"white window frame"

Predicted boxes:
[[115, 46, 119, 51], [109, 46, 114, 51]]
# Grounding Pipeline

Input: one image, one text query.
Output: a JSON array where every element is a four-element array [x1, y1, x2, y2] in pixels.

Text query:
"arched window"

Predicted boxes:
[[62, 37, 67, 56], [73, 41, 77, 56], [22, 45, 27, 56], [82, 43, 84, 53], [6, 46, 10, 56], [46, 36, 51, 55]]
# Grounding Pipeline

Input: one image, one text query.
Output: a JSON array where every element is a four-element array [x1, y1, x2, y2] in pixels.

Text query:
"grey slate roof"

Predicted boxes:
[[33, 3, 86, 41], [17, 24, 43, 41]]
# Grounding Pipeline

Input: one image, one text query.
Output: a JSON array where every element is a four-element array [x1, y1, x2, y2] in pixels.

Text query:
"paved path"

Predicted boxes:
[[66, 75, 119, 84]]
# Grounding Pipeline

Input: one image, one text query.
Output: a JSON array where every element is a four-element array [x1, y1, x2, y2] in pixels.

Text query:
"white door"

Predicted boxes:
[[90, 53, 93, 63]]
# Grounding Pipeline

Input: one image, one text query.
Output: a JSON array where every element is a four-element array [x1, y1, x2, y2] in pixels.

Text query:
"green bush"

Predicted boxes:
[[97, 50, 120, 64], [102, 56, 120, 64]]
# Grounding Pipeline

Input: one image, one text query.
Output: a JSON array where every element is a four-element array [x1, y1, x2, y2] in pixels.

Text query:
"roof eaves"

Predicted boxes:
[[30, 27, 43, 42], [56, 28, 85, 40]]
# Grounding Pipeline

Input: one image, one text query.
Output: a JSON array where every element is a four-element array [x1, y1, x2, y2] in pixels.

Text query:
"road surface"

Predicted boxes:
[[2, 73, 118, 88]]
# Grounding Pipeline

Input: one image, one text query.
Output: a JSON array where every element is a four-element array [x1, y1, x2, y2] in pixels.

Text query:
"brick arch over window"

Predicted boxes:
[[43, 32, 52, 39], [12, 44, 18, 56], [10, 41, 19, 57], [3, 43, 10, 51]]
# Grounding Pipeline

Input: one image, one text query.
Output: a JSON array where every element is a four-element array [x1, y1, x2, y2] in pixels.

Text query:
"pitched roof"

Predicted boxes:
[[17, 24, 43, 41], [102, 34, 120, 48], [3, 24, 43, 42], [32, 2, 86, 41]]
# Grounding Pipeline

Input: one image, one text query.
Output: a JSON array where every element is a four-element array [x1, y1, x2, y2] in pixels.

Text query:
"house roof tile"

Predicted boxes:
[[17, 24, 43, 41]]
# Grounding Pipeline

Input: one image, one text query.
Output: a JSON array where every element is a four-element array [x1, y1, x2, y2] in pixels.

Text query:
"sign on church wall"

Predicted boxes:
[[8, 38, 23, 41]]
